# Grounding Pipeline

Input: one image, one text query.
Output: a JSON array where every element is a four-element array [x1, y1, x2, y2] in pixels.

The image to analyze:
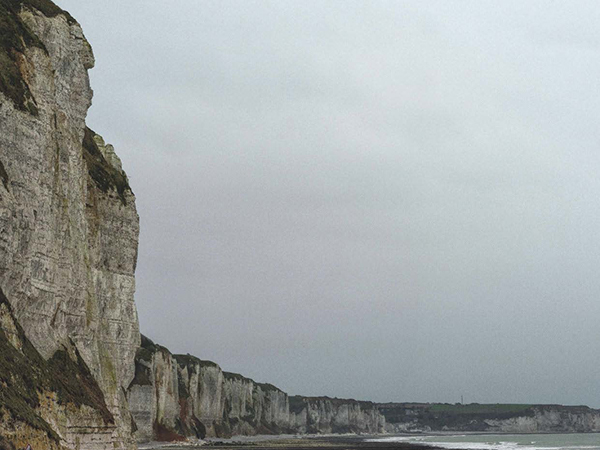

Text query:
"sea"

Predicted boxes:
[[367, 433, 600, 450]]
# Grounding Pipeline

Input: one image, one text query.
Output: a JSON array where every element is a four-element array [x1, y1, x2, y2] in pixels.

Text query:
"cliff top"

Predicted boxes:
[[174, 353, 219, 370], [223, 371, 284, 393], [290, 395, 375, 406], [377, 402, 598, 413], [19, 0, 74, 23], [288, 395, 378, 415]]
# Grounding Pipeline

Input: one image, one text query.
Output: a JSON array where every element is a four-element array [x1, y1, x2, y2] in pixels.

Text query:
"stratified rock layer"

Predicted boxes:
[[0, 1, 139, 448]]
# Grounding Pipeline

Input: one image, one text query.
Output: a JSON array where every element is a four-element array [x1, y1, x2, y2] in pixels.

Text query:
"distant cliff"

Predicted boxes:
[[289, 396, 385, 435], [379, 403, 600, 434], [127, 336, 385, 442], [0, 1, 139, 448]]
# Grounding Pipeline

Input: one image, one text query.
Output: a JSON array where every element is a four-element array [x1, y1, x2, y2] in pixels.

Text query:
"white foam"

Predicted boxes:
[[365, 436, 600, 450]]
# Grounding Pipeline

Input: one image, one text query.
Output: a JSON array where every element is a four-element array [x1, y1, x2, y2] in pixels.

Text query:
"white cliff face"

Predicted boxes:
[[381, 404, 600, 434], [176, 355, 225, 438], [259, 387, 290, 430], [222, 374, 291, 436], [128, 341, 289, 441], [0, 3, 139, 449], [127, 341, 189, 443], [128, 337, 385, 443], [289, 397, 385, 435], [483, 408, 600, 433]]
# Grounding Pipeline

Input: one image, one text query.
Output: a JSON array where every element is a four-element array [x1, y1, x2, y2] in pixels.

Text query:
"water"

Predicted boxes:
[[367, 433, 600, 450]]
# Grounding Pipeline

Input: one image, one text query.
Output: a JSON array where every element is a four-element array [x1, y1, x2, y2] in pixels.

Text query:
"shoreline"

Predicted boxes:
[[138, 435, 441, 450], [139, 430, 600, 450]]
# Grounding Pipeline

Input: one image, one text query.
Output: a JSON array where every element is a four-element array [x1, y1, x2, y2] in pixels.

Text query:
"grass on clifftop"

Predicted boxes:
[[82, 127, 131, 205], [21, 0, 75, 23], [175, 353, 219, 370], [428, 403, 533, 414]]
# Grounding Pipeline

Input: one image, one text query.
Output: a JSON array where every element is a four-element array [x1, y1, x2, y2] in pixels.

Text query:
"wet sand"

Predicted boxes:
[[142, 436, 439, 450]]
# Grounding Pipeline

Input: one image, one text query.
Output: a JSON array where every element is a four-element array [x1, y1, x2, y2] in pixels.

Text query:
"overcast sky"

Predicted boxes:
[[58, 0, 600, 407]]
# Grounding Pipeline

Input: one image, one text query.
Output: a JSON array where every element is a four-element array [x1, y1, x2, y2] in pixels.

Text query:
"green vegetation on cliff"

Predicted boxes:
[[378, 402, 540, 431], [20, 0, 74, 23], [0, 288, 113, 442], [82, 127, 131, 204], [428, 403, 533, 414], [0, 159, 8, 190], [175, 353, 219, 371], [0, 0, 73, 114]]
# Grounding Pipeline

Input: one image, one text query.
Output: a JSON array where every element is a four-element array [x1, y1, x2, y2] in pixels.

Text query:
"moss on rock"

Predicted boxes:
[[0, 159, 8, 190], [288, 396, 307, 414], [47, 348, 114, 424], [129, 356, 153, 387], [20, 0, 75, 24], [223, 371, 253, 383], [82, 127, 131, 205], [0, 287, 113, 442], [0, 0, 74, 114], [256, 382, 282, 393], [174, 353, 219, 371]]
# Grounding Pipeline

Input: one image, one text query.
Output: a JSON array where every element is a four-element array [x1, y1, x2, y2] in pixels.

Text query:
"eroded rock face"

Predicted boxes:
[[176, 354, 224, 438], [0, 1, 139, 448], [127, 336, 385, 442], [222, 373, 291, 436], [128, 337, 203, 442], [289, 397, 385, 435]]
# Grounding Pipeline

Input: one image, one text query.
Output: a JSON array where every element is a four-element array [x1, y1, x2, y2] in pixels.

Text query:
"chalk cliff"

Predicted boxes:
[[379, 403, 600, 434], [127, 336, 385, 442], [0, 1, 139, 448], [289, 397, 385, 435]]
